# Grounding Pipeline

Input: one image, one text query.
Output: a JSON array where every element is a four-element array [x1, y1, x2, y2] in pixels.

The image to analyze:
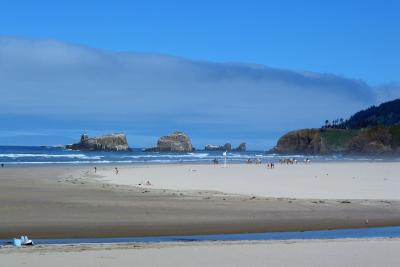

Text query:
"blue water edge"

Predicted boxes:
[[1, 226, 400, 246]]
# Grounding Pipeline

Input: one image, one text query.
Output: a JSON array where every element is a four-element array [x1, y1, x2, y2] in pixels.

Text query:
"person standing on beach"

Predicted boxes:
[[115, 167, 119, 175], [94, 166, 97, 173]]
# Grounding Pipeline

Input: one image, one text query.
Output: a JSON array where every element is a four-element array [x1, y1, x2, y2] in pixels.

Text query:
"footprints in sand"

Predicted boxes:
[[312, 200, 326, 204], [58, 175, 86, 185]]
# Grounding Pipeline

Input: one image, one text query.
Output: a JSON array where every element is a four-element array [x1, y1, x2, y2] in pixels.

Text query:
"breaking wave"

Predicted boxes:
[[0, 146, 395, 165], [0, 153, 102, 160]]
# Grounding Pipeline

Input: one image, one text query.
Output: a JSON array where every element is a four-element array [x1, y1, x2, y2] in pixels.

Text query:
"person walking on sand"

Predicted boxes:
[[94, 166, 97, 173], [115, 167, 119, 175]]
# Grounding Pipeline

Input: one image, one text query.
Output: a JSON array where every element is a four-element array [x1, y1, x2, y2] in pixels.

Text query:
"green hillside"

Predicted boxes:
[[274, 99, 400, 155], [340, 99, 400, 129]]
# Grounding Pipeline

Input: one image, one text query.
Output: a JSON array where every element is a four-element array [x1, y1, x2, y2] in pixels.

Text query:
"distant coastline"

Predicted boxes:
[[272, 99, 400, 155]]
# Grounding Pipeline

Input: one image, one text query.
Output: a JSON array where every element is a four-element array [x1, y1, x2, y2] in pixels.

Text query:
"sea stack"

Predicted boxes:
[[145, 132, 193, 152], [204, 142, 246, 152], [235, 142, 246, 152], [205, 143, 232, 151], [66, 133, 130, 151]]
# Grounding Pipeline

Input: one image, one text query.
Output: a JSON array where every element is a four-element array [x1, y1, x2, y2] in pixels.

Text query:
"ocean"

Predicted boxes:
[[0, 146, 398, 165]]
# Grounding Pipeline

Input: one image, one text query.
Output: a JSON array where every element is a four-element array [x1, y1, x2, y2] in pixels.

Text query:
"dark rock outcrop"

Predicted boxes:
[[346, 127, 394, 154], [273, 126, 400, 155], [272, 129, 328, 154], [145, 132, 193, 152], [66, 133, 129, 151], [235, 142, 246, 152], [204, 142, 246, 152], [205, 143, 232, 151]]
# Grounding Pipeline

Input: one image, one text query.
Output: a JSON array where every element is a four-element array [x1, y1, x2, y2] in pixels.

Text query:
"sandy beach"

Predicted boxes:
[[0, 162, 399, 239], [93, 162, 400, 199], [1, 238, 400, 267]]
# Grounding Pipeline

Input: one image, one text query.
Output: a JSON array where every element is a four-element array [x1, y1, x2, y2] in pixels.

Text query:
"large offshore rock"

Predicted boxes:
[[272, 129, 327, 154], [66, 133, 129, 151], [145, 132, 193, 152]]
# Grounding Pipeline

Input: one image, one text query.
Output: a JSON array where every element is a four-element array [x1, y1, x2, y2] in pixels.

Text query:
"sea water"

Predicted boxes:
[[0, 146, 398, 165]]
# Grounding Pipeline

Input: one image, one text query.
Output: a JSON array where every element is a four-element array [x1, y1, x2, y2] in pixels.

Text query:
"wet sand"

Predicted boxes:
[[1, 238, 400, 267], [0, 163, 399, 239]]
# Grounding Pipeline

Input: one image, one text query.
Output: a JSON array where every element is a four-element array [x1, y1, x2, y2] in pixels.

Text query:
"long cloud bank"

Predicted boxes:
[[0, 36, 398, 148]]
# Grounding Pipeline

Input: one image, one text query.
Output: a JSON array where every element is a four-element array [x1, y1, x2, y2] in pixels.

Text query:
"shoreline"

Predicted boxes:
[[2, 238, 400, 267], [2, 237, 400, 251], [2, 225, 400, 246]]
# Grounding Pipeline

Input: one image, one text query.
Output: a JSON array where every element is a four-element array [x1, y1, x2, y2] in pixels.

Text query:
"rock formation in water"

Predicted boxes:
[[145, 132, 193, 152], [204, 142, 246, 152], [205, 143, 232, 151], [66, 133, 130, 151], [235, 142, 246, 152]]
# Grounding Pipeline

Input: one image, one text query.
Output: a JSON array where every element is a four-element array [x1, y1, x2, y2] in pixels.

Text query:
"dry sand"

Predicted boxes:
[[94, 162, 400, 199], [1, 238, 400, 267], [0, 163, 400, 239]]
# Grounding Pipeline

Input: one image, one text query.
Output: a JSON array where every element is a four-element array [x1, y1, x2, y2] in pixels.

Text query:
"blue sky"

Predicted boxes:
[[0, 0, 399, 149], [2, 0, 399, 85]]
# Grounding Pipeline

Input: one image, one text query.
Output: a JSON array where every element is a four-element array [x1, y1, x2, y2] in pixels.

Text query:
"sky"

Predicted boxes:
[[0, 0, 399, 149]]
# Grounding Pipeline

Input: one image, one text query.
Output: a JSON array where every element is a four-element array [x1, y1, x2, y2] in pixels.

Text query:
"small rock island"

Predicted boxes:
[[205, 142, 246, 152], [145, 132, 193, 152], [66, 133, 130, 151]]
